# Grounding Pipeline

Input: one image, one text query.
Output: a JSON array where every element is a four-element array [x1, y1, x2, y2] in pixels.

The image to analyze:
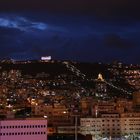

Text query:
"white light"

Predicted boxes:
[[44, 115, 47, 119], [41, 56, 52, 61], [6, 104, 13, 108]]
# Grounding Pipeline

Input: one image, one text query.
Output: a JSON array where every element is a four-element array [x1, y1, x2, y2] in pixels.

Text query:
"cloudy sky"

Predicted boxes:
[[0, 0, 140, 63]]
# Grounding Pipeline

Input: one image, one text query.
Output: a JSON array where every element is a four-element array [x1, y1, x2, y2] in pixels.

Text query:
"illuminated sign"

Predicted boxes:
[[41, 56, 52, 61]]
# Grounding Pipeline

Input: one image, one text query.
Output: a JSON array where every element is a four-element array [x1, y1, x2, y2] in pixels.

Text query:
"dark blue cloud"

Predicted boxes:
[[0, 13, 140, 64], [0, 16, 47, 31]]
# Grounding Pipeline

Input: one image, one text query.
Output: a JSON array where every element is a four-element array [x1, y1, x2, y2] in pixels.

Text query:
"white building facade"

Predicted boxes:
[[80, 113, 140, 139]]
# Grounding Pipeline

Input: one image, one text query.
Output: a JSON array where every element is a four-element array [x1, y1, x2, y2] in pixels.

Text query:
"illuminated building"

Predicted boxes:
[[133, 91, 140, 111], [80, 113, 140, 139], [95, 73, 107, 97], [80, 98, 91, 116], [80, 113, 121, 138], [32, 103, 72, 126], [116, 99, 133, 113], [92, 101, 116, 117], [0, 118, 47, 140], [57, 126, 80, 134], [120, 113, 140, 136]]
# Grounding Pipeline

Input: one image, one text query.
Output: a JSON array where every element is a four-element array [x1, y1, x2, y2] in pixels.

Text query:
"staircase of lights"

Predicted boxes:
[[63, 62, 86, 79], [63, 62, 132, 95]]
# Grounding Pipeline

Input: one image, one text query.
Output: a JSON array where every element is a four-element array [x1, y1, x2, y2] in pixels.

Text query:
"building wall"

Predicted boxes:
[[92, 102, 116, 115], [80, 118, 102, 136], [0, 119, 47, 140], [57, 126, 80, 134], [33, 105, 53, 116], [133, 91, 140, 106], [80, 113, 140, 138], [120, 117, 140, 136], [33, 104, 72, 126]]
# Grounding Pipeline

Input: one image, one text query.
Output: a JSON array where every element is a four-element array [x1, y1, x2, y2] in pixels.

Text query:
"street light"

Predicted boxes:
[[44, 115, 47, 119]]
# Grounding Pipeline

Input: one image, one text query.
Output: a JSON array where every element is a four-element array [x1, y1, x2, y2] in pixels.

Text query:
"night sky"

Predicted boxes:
[[0, 0, 140, 64]]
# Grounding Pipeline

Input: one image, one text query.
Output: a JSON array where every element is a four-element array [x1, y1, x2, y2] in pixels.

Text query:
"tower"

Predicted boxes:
[[95, 73, 107, 97]]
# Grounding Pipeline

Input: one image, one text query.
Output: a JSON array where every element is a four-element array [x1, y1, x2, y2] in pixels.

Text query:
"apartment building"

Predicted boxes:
[[0, 118, 47, 140]]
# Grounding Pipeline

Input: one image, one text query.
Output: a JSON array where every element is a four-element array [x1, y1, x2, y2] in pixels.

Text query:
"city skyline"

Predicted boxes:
[[0, 2, 140, 139]]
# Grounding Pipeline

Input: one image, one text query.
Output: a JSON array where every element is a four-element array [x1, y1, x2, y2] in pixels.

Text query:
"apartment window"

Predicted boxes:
[[117, 132, 120, 135]]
